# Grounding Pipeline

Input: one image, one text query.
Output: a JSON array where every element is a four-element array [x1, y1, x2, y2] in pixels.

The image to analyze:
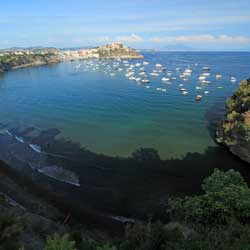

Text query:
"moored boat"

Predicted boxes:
[[195, 95, 203, 101]]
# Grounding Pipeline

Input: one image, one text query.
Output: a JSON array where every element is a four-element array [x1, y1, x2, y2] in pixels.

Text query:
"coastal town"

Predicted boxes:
[[0, 42, 143, 72]]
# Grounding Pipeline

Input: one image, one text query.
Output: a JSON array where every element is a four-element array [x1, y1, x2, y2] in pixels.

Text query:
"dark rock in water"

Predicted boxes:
[[216, 79, 250, 164], [38, 165, 80, 186], [29, 143, 42, 153]]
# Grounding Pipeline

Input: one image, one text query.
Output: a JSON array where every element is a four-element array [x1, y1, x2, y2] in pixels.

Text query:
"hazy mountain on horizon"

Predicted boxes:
[[160, 43, 194, 51]]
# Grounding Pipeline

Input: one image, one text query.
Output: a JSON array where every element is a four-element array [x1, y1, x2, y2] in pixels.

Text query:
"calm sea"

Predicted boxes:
[[0, 52, 250, 159], [1, 51, 250, 220]]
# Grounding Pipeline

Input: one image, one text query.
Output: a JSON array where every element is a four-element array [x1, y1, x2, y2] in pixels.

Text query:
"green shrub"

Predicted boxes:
[[45, 233, 76, 250], [132, 148, 160, 163], [239, 122, 250, 141], [170, 169, 250, 224], [202, 168, 247, 193]]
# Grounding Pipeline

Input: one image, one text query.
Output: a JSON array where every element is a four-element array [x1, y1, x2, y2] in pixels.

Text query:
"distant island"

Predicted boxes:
[[0, 42, 143, 73]]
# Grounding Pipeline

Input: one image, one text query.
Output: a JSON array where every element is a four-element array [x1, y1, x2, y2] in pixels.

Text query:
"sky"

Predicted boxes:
[[0, 0, 250, 51]]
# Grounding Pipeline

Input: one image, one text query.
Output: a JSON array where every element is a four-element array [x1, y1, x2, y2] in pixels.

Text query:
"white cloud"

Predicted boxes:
[[115, 34, 143, 43], [150, 35, 250, 44]]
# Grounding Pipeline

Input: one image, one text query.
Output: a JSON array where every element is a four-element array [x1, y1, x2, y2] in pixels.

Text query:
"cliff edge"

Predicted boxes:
[[216, 78, 250, 163]]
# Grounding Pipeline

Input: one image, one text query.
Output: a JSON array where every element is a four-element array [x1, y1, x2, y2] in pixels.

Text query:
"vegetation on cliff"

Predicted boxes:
[[1, 168, 250, 250], [217, 78, 250, 162], [218, 79, 250, 144], [0, 50, 61, 72]]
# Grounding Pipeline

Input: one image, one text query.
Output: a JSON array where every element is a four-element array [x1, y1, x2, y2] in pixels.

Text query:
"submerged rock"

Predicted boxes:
[[38, 165, 80, 186], [217, 79, 250, 164]]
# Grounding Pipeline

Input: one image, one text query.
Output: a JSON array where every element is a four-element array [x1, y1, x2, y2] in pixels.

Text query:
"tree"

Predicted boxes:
[[170, 169, 250, 224]]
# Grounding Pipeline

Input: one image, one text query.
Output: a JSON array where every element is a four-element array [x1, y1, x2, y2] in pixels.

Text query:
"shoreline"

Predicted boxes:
[[0, 55, 143, 74], [0, 43, 143, 73]]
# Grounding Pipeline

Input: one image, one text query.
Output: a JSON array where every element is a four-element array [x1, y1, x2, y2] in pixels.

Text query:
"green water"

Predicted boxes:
[[0, 52, 250, 159]]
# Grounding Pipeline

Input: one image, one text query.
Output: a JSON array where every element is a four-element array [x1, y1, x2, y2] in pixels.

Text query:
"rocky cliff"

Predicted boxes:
[[0, 49, 62, 72], [216, 78, 250, 163]]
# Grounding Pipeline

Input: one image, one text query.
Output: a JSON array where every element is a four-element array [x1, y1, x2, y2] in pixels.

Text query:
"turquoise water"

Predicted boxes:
[[0, 52, 250, 159]]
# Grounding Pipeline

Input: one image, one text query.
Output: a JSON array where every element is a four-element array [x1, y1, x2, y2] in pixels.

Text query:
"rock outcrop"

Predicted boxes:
[[0, 48, 62, 72], [216, 79, 250, 163], [96, 42, 143, 59]]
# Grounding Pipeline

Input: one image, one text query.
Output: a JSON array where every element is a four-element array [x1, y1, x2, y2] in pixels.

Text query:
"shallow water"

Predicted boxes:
[[0, 52, 250, 159]]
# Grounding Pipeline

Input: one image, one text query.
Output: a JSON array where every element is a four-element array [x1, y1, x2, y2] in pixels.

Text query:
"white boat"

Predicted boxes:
[[230, 76, 237, 82], [204, 91, 209, 95], [199, 76, 207, 81], [161, 88, 167, 92], [162, 77, 170, 82], [156, 87, 162, 91], [203, 66, 210, 70], [141, 79, 150, 84], [185, 69, 192, 73], [183, 72, 191, 76], [202, 72, 210, 77], [182, 91, 188, 95], [143, 61, 149, 65], [196, 86, 202, 90], [216, 74, 222, 79], [195, 95, 203, 101], [125, 72, 134, 77], [201, 80, 211, 84], [145, 85, 151, 88], [155, 63, 162, 68], [150, 72, 160, 77], [180, 88, 187, 92]]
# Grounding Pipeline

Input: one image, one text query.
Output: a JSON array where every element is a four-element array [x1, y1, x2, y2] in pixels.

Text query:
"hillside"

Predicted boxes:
[[0, 48, 62, 72]]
